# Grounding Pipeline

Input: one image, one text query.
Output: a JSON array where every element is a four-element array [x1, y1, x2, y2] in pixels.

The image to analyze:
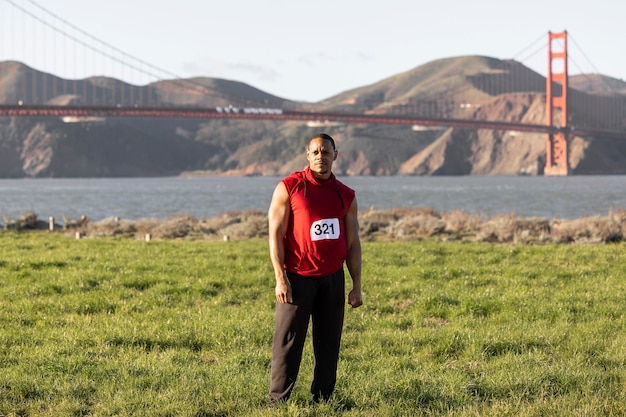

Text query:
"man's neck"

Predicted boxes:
[[305, 167, 333, 183]]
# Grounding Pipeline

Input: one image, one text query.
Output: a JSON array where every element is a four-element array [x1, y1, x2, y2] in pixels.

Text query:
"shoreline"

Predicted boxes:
[[3, 207, 626, 245]]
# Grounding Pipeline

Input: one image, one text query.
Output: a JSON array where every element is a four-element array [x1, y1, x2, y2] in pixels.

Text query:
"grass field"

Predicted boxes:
[[1, 232, 625, 416]]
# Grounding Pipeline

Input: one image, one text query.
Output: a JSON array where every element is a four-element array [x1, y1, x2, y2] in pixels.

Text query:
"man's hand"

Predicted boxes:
[[275, 277, 293, 304], [348, 288, 363, 308]]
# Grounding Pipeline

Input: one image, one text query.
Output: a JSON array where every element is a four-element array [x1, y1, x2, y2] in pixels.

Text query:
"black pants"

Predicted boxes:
[[269, 269, 345, 402]]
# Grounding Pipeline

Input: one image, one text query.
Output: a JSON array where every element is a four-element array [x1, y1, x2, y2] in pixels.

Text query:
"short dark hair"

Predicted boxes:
[[309, 133, 336, 150]]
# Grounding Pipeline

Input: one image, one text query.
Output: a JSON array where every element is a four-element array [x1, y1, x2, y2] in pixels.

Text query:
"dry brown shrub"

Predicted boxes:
[[84, 217, 138, 237], [14, 206, 625, 244], [511, 217, 551, 244], [360, 207, 444, 240], [2, 211, 47, 230], [19, 211, 39, 229], [219, 211, 268, 240], [608, 206, 626, 237], [550, 216, 623, 244], [62, 215, 89, 230], [476, 215, 551, 244], [442, 210, 484, 235], [199, 210, 265, 233], [220, 216, 268, 240], [130, 219, 161, 236], [476, 213, 517, 242], [550, 218, 590, 243], [359, 209, 397, 238], [199, 214, 237, 233], [150, 215, 198, 239], [388, 213, 446, 240]]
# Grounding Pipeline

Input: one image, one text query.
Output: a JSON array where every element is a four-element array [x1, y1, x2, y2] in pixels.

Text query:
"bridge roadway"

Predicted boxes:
[[1, 104, 625, 140]]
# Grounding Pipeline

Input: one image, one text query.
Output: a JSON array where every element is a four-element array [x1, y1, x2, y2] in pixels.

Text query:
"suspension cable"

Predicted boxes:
[[4, 0, 273, 106], [568, 33, 618, 94]]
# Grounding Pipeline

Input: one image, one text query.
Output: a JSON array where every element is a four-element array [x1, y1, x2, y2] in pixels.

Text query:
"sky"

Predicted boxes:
[[1, 0, 625, 103]]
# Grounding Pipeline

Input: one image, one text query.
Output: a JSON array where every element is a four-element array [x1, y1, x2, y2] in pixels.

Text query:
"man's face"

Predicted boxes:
[[306, 138, 337, 178]]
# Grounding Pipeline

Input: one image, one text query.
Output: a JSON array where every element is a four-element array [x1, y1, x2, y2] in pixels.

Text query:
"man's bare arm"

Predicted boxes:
[[344, 197, 363, 308], [268, 182, 292, 303]]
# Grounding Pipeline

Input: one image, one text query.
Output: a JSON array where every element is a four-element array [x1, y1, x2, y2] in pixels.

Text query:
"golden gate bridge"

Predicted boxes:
[[1, 0, 626, 176]]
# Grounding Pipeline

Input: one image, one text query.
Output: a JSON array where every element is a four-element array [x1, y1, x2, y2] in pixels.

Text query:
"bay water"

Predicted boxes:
[[1, 175, 625, 222]]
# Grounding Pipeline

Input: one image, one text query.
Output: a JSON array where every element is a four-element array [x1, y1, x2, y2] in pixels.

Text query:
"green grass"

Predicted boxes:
[[1, 233, 625, 416]]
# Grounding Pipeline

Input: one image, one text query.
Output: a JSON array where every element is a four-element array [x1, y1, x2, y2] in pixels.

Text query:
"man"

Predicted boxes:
[[267, 133, 363, 404]]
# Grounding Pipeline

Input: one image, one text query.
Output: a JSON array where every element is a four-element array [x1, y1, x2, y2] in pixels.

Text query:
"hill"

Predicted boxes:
[[569, 73, 626, 94], [1, 58, 626, 177]]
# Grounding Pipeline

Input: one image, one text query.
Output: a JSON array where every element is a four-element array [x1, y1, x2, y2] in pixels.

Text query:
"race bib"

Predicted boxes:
[[310, 218, 340, 241]]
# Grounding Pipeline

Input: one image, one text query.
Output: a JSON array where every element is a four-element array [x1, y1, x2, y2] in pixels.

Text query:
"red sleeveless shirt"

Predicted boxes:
[[282, 167, 355, 277]]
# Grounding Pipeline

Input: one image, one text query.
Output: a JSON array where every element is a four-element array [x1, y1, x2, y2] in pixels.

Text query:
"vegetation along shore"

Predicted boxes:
[[3, 206, 626, 244]]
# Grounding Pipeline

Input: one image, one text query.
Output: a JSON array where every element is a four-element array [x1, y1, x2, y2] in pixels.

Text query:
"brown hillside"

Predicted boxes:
[[316, 57, 545, 113], [570, 74, 626, 95], [1, 58, 626, 177]]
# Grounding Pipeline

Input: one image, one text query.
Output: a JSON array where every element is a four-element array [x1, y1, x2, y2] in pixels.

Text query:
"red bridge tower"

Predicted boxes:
[[545, 31, 569, 176]]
